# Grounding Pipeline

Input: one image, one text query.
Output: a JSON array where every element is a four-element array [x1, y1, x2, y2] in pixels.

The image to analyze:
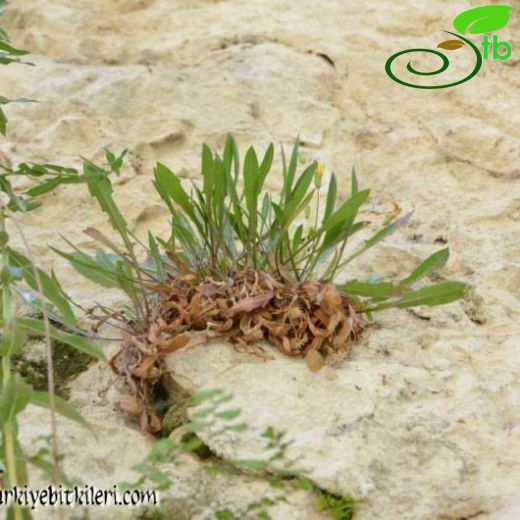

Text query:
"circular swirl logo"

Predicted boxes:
[[385, 5, 513, 90]]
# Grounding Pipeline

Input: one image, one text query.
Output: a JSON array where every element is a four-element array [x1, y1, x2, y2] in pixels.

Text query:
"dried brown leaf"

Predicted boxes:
[[306, 350, 325, 372], [321, 283, 342, 313], [148, 411, 162, 433], [158, 332, 191, 353], [228, 292, 274, 315], [131, 354, 160, 379], [120, 394, 144, 416]]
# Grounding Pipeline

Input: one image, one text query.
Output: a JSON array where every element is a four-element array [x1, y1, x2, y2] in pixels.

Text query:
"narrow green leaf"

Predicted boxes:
[[237, 459, 268, 471], [351, 166, 359, 195], [201, 143, 215, 204], [31, 391, 90, 429], [319, 190, 370, 234], [400, 248, 450, 287], [0, 319, 27, 356], [16, 318, 106, 361], [8, 249, 76, 326], [15, 162, 78, 176], [371, 281, 466, 311], [292, 224, 303, 252], [286, 163, 316, 218], [148, 232, 165, 281], [154, 162, 199, 226], [212, 156, 227, 224], [324, 173, 337, 221], [51, 245, 121, 288], [23, 177, 62, 197], [223, 134, 235, 178], [0, 105, 7, 135], [0, 40, 30, 56], [258, 143, 274, 191], [83, 160, 129, 235], [344, 210, 413, 265], [320, 221, 367, 254], [243, 147, 259, 208], [191, 388, 223, 405], [338, 280, 398, 298], [115, 262, 140, 312], [243, 147, 259, 239], [215, 409, 241, 420], [223, 134, 240, 181], [283, 138, 299, 204], [0, 374, 33, 423], [396, 281, 466, 308], [271, 202, 284, 223], [225, 149, 247, 240], [260, 193, 271, 227], [279, 191, 314, 236], [227, 422, 248, 432], [185, 421, 211, 432], [182, 435, 204, 452]]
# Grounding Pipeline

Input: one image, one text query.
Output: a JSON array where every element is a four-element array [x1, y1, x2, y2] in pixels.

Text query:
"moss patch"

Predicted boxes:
[[161, 399, 189, 437], [14, 341, 94, 399]]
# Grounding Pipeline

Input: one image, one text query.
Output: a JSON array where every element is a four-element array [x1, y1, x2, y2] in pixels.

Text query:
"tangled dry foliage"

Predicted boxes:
[[110, 270, 364, 433]]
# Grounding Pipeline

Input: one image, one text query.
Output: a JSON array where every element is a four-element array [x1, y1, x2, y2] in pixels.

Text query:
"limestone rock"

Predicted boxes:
[[1, 0, 519, 518]]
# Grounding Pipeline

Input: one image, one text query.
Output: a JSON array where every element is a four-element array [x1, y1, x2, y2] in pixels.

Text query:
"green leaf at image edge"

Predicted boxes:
[[31, 391, 90, 429], [0, 373, 33, 423], [16, 318, 106, 361]]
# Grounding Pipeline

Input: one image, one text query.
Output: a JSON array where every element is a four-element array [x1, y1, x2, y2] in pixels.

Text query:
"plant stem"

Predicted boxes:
[[119, 231, 150, 327], [0, 209, 24, 520], [9, 212, 62, 484]]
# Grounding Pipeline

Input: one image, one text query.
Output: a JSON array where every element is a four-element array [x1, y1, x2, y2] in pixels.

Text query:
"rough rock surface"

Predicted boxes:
[[18, 343, 321, 520], [2, 0, 519, 519]]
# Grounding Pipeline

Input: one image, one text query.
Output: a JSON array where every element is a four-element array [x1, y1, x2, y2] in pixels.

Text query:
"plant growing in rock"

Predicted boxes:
[[56, 137, 465, 432]]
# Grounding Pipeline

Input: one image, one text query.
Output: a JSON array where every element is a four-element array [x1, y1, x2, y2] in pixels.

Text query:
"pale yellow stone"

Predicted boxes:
[[2, 0, 519, 518]]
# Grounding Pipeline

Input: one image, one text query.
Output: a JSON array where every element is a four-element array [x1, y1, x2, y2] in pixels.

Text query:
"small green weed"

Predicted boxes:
[[314, 489, 356, 520]]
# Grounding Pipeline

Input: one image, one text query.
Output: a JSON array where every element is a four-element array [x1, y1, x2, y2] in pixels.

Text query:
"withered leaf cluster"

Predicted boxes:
[[111, 270, 363, 433]]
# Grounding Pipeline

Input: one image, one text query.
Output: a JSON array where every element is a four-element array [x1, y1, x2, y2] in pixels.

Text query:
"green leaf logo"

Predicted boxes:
[[453, 5, 512, 35]]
